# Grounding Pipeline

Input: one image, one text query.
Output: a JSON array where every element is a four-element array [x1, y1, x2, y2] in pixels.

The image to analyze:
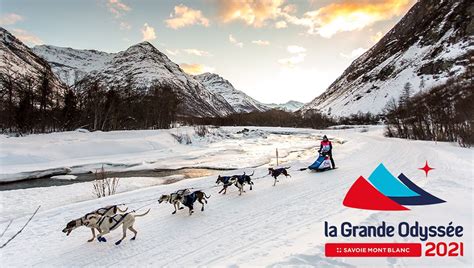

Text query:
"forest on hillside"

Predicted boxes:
[[384, 70, 473, 147], [1, 65, 472, 147], [0, 69, 180, 134]]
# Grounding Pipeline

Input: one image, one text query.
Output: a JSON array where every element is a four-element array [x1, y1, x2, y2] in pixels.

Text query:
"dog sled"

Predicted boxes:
[[307, 153, 334, 172]]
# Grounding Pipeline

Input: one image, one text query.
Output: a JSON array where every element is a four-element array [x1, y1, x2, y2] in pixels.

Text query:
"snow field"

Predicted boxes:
[[0, 126, 472, 267]]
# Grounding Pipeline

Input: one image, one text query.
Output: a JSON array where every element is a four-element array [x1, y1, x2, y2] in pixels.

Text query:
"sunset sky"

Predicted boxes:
[[0, 0, 415, 103]]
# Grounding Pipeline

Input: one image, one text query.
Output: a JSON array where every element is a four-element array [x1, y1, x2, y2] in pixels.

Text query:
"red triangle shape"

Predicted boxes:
[[343, 176, 409, 211]]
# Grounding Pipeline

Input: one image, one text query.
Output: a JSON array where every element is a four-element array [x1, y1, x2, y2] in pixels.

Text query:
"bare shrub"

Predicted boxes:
[[171, 129, 192, 144], [92, 166, 120, 198], [194, 125, 209, 137]]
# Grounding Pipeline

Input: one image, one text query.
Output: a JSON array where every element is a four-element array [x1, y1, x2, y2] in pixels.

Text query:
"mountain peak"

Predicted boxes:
[[0, 27, 66, 93], [301, 0, 472, 117], [127, 41, 158, 52], [194, 72, 268, 113]]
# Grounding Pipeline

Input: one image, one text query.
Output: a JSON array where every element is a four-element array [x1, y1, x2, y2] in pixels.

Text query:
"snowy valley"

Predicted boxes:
[[0, 126, 471, 267]]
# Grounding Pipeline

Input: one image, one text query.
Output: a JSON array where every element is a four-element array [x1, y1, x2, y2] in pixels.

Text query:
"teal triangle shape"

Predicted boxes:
[[367, 163, 419, 197]]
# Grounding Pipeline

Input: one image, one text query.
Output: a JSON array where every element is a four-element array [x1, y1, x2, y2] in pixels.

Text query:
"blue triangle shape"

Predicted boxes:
[[389, 173, 446, 205], [367, 164, 419, 197]]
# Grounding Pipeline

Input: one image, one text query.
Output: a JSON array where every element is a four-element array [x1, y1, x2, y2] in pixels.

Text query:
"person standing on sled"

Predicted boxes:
[[319, 135, 336, 169]]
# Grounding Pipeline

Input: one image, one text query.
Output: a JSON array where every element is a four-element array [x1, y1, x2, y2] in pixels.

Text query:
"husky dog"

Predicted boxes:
[[85, 209, 151, 245], [158, 188, 191, 214], [180, 190, 210, 215], [62, 205, 128, 242], [268, 167, 291, 186], [233, 171, 254, 195], [215, 175, 237, 194]]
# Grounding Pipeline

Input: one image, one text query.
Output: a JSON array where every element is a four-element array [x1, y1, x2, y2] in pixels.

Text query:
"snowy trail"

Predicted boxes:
[[0, 127, 472, 267]]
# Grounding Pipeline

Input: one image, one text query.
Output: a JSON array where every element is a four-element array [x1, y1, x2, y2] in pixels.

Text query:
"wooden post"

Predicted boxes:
[[276, 148, 279, 166]]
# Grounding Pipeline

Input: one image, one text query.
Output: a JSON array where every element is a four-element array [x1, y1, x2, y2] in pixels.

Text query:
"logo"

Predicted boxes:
[[343, 163, 445, 211]]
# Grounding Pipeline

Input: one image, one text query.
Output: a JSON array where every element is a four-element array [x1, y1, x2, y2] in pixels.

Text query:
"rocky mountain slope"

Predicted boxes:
[[33, 42, 235, 117], [194, 72, 268, 113], [0, 27, 65, 93], [265, 100, 304, 112], [301, 0, 473, 117]]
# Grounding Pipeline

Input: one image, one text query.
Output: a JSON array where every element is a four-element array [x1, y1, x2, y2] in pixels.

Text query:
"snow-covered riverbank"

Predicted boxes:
[[0, 127, 327, 182]]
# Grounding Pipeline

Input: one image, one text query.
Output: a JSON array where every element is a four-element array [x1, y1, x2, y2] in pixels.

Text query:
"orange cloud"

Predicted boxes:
[[275, 20, 287, 29], [183, 49, 212, 56], [141, 23, 156, 41], [217, 0, 412, 36], [107, 0, 131, 17], [0, 13, 23, 25], [218, 0, 285, 27], [11, 29, 43, 45], [304, 0, 413, 37], [180, 63, 215, 75], [370, 31, 384, 43], [165, 4, 210, 29]]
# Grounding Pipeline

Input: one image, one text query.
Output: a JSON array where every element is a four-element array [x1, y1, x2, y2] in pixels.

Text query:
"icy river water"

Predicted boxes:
[[0, 168, 224, 191]]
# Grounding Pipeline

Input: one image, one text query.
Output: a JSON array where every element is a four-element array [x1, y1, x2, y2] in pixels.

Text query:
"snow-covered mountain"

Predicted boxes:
[[0, 27, 65, 93], [265, 100, 304, 112], [301, 0, 473, 117], [194, 72, 268, 113], [31, 45, 113, 85], [33, 42, 235, 117]]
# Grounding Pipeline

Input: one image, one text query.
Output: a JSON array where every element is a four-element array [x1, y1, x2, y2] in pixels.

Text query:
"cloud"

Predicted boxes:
[[278, 53, 306, 67], [287, 45, 306, 54], [253, 66, 340, 103], [180, 63, 215, 75], [183, 48, 212, 56], [278, 45, 307, 67], [252, 40, 270, 46], [217, 0, 412, 37], [119, 21, 131, 30], [370, 31, 384, 43], [141, 23, 156, 41], [217, 0, 285, 27], [340, 47, 368, 59], [0, 13, 23, 25], [165, 4, 210, 29], [166, 49, 179, 56], [106, 0, 131, 17], [229, 34, 243, 48], [300, 0, 413, 38], [275, 20, 287, 29], [10, 29, 43, 45]]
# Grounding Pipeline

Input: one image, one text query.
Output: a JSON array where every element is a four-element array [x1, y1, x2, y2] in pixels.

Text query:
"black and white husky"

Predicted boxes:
[[84, 209, 151, 245], [62, 205, 128, 242], [233, 171, 254, 195]]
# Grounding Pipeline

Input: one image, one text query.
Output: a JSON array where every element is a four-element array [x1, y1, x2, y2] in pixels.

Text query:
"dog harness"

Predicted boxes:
[[219, 176, 233, 184], [183, 193, 197, 207], [235, 175, 247, 184], [272, 168, 287, 177], [81, 205, 115, 225], [98, 213, 130, 231]]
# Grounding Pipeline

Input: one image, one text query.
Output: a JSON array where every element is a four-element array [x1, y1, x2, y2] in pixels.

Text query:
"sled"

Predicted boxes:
[[308, 154, 333, 171]]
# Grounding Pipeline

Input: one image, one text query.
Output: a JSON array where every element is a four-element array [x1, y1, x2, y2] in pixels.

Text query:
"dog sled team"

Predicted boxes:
[[62, 135, 337, 245]]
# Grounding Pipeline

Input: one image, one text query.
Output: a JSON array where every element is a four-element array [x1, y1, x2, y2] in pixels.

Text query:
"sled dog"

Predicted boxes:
[[62, 205, 128, 242], [85, 209, 151, 245], [268, 167, 291, 186]]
